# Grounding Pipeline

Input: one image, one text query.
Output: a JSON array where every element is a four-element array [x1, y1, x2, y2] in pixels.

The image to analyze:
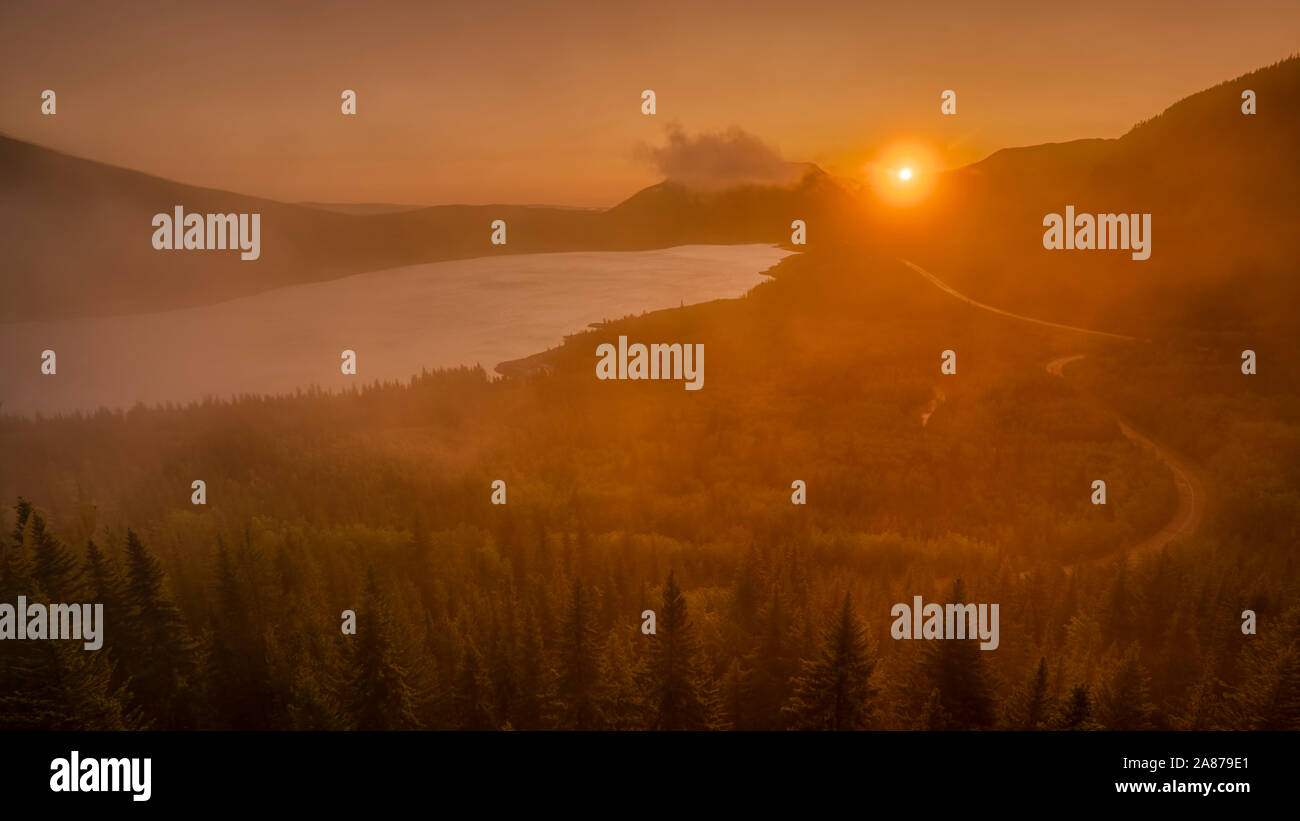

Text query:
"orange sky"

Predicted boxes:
[[1, 0, 1297, 207]]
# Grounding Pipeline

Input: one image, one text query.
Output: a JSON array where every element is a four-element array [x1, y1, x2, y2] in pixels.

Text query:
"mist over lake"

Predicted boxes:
[[0, 244, 793, 416]]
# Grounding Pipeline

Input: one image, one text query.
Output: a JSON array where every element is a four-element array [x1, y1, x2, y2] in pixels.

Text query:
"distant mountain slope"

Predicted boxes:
[[603, 164, 858, 245], [297, 202, 430, 215], [0, 139, 850, 322], [0, 137, 599, 321], [9, 55, 1292, 329], [886, 55, 1300, 335]]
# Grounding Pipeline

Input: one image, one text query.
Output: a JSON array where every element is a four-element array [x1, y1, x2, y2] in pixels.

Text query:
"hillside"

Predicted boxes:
[[1, 58, 1297, 734], [0, 138, 852, 322], [2, 239, 1294, 732], [883, 56, 1300, 336]]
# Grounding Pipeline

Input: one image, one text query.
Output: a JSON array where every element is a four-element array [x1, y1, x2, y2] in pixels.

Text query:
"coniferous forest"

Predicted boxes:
[[1, 17, 1297, 739], [2, 237, 1296, 731]]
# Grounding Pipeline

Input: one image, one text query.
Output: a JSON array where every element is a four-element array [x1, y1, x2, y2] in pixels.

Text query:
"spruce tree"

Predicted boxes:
[[486, 611, 520, 728], [207, 543, 274, 729], [721, 658, 745, 730], [598, 627, 641, 730], [0, 639, 129, 730], [644, 571, 713, 730], [29, 512, 82, 600], [513, 606, 550, 730], [739, 586, 799, 729], [1055, 683, 1100, 730], [1180, 659, 1227, 730], [556, 579, 602, 729], [0, 498, 34, 595], [921, 687, 950, 730], [783, 593, 878, 730], [343, 571, 420, 730], [0, 501, 35, 727], [1100, 644, 1156, 730], [1004, 656, 1052, 729], [0, 509, 129, 730], [451, 639, 496, 730], [121, 529, 197, 729], [1226, 605, 1300, 729], [919, 579, 997, 729], [31, 642, 129, 730]]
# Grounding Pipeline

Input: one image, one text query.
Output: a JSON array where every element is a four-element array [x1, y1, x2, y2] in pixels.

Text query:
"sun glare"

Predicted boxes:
[[863, 141, 942, 207]]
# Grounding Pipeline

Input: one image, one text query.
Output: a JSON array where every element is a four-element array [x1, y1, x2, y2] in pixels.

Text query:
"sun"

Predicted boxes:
[[862, 140, 942, 207]]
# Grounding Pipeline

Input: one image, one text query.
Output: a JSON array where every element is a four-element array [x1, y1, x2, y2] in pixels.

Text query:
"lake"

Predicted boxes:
[[0, 244, 793, 415]]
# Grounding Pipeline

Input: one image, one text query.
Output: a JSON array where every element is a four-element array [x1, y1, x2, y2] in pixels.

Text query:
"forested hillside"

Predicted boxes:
[[3, 242, 1294, 730], [880, 56, 1300, 337]]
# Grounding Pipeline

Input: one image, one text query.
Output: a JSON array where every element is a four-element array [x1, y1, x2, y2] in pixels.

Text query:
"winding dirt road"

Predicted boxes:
[[1045, 354, 1203, 568], [903, 259, 1203, 568], [900, 260, 1140, 342]]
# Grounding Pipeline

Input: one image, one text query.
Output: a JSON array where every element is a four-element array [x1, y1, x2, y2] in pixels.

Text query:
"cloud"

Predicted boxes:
[[635, 124, 803, 190]]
